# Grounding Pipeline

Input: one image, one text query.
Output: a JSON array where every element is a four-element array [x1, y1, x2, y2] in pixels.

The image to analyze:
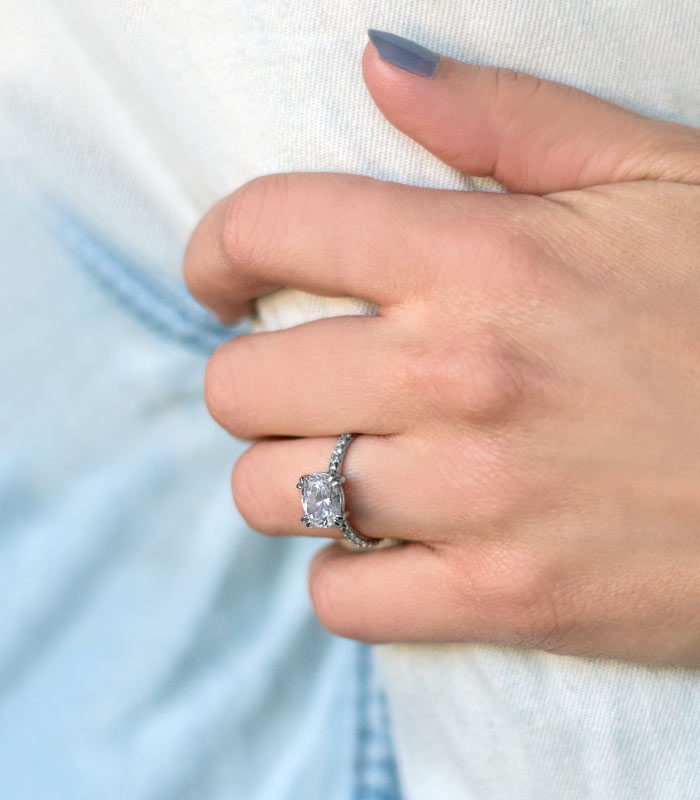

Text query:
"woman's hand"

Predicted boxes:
[[184, 35, 700, 665]]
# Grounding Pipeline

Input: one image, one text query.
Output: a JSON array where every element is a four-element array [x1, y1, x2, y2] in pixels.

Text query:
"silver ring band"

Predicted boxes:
[[296, 433, 382, 550]]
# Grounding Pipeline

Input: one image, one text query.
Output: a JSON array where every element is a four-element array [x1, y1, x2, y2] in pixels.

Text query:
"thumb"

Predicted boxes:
[[364, 29, 700, 194]]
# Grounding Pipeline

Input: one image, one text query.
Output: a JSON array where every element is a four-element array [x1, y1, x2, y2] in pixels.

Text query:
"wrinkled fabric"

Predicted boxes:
[[0, 1, 404, 796], [0, 177, 399, 800], [3, 1, 700, 798]]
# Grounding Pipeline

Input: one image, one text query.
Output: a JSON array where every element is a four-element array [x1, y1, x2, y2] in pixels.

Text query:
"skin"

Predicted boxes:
[[184, 42, 700, 666]]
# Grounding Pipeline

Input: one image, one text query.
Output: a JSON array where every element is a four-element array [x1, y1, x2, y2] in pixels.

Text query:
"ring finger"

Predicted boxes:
[[230, 432, 498, 544]]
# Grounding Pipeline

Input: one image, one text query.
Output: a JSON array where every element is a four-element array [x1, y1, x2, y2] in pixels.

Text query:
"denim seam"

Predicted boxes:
[[38, 196, 246, 354], [354, 643, 402, 800]]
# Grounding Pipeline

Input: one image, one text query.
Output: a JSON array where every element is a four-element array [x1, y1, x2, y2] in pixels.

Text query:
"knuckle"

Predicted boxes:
[[464, 351, 527, 419], [466, 546, 570, 649], [491, 67, 552, 147], [470, 217, 565, 333], [204, 336, 258, 438], [493, 66, 544, 102], [492, 219, 539, 259], [508, 562, 564, 648], [660, 125, 700, 184], [403, 339, 527, 422], [443, 207, 552, 306], [487, 221, 548, 296], [221, 173, 288, 273], [230, 444, 278, 533]]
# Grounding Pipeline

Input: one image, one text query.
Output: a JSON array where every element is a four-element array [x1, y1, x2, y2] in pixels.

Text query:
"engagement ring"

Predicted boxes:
[[296, 433, 382, 550]]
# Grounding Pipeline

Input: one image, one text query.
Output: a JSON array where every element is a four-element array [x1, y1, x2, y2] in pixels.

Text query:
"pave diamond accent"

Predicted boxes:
[[329, 432, 353, 474], [298, 472, 344, 528]]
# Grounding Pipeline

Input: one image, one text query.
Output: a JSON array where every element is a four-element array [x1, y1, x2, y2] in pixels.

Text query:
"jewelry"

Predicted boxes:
[[296, 433, 382, 549]]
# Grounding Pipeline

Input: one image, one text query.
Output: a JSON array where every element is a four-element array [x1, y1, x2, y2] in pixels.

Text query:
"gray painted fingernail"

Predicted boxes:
[[367, 29, 439, 78]]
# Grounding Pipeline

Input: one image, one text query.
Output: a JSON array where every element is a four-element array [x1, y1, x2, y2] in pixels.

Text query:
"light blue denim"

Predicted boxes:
[[0, 174, 400, 800]]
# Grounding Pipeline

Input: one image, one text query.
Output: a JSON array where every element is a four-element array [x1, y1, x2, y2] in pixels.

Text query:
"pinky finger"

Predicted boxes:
[[308, 540, 562, 648], [309, 541, 470, 642]]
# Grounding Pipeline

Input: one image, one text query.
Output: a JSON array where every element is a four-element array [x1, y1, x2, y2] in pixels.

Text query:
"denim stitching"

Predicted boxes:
[[355, 643, 402, 800], [39, 196, 248, 354]]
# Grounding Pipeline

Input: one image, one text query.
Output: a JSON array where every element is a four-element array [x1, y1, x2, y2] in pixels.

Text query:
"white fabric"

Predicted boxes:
[[4, 1, 700, 797]]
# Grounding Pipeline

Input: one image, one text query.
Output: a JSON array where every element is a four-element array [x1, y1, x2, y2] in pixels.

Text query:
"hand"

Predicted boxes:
[[184, 35, 700, 665]]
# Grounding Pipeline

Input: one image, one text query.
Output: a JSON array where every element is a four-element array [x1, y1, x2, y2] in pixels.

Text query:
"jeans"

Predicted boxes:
[[0, 178, 399, 799]]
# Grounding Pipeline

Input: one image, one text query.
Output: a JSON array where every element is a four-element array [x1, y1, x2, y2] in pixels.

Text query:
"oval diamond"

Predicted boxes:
[[300, 472, 344, 528]]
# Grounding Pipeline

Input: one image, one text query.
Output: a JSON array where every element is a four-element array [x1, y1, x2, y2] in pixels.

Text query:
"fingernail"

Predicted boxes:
[[367, 29, 439, 78]]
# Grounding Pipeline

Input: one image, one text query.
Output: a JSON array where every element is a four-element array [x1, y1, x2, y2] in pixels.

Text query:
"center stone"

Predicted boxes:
[[301, 472, 344, 528]]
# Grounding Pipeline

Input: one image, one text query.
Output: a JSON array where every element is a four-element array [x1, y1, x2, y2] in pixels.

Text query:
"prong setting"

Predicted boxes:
[[295, 434, 382, 548]]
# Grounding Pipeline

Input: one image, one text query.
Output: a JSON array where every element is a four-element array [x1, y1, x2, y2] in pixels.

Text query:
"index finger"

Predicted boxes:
[[183, 171, 481, 323]]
